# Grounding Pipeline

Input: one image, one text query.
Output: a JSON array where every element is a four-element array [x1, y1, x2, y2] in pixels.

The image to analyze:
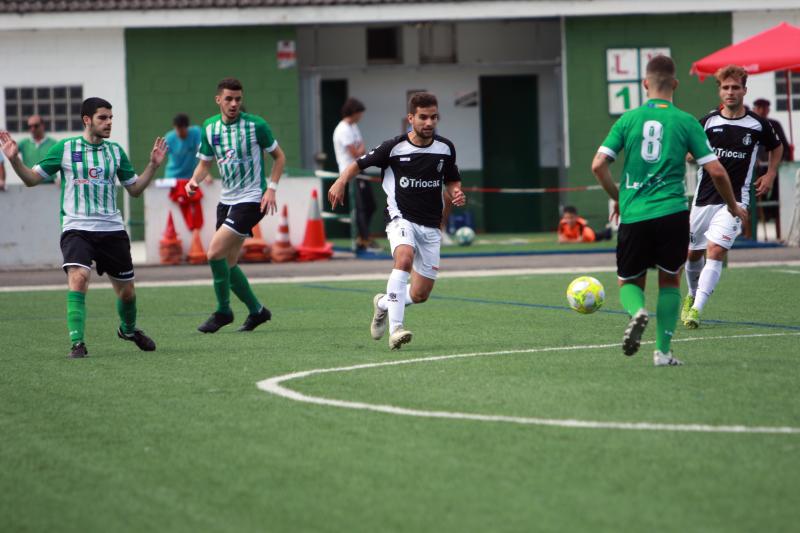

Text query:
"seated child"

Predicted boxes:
[[558, 206, 597, 243]]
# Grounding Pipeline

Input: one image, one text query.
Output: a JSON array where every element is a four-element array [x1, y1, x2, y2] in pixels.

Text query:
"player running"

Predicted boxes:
[[682, 65, 783, 328], [184, 77, 286, 333], [0, 98, 166, 358], [592, 56, 748, 366], [328, 92, 466, 349]]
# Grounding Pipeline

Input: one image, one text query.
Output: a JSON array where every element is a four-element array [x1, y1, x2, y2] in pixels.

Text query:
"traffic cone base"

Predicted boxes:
[[187, 228, 207, 265], [241, 223, 271, 262], [271, 205, 297, 263], [297, 189, 333, 261], [159, 212, 183, 265]]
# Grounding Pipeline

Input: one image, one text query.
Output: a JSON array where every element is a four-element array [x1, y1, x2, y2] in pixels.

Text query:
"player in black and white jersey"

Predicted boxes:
[[328, 93, 466, 349], [682, 65, 783, 328]]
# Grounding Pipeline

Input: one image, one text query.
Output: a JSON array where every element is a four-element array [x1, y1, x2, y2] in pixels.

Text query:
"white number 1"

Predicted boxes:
[[641, 120, 663, 162]]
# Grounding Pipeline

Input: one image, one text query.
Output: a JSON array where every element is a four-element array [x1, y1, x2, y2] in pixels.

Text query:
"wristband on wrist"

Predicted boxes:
[[267, 181, 278, 191]]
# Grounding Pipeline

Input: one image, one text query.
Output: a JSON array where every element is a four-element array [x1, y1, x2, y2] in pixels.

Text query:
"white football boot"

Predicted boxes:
[[371, 293, 388, 340], [389, 327, 413, 350], [654, 350, 683, 367]]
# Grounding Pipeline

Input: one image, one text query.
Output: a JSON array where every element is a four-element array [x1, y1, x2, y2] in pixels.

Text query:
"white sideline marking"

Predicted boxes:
[[773, 269, 800, 275], [3, 259, 800, 293], [257, 332, 800, 434]]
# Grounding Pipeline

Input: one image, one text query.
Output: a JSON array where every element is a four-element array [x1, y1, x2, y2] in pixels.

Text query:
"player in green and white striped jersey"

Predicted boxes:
[[0, 97, 167, 359], [184, 77, 286, 333]]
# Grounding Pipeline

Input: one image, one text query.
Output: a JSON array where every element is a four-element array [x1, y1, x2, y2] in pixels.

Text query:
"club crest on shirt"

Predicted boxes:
[[212, 134, 221, 146], [437, 159, 444, 173], [71, 151, 82, 162], [742, 133, 752, 146]]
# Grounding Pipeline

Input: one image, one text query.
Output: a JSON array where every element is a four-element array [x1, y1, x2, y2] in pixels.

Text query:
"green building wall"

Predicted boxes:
[[564, 14, 732, 229], [125, 26, 300, 239]]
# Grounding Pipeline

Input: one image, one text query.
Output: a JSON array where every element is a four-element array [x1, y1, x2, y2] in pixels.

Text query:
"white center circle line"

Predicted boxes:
[[256, 332, 800, 434]]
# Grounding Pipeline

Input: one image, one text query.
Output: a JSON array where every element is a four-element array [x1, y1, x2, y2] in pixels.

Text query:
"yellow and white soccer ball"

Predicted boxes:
[[566, 276, 605, 314]]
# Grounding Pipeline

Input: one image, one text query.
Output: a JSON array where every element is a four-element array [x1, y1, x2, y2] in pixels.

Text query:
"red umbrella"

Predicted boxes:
[[690, 22, 800, 148]]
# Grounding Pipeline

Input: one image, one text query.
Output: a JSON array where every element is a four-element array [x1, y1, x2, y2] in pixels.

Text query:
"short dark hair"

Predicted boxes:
[[341, 98, 366, 118], [173, 113, 190, 128], [217, 77, 243, 94], [753, 98, 770, 107], [80, 97, 112, 120], [645, 55, 676, 92], [408, 92, 438, 114], [563, 205, 578, 215]]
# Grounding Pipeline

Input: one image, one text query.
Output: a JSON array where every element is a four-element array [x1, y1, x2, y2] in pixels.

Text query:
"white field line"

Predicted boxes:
[[773, 269, 800, 274], [257, 332, 800, 434], [3, 259, 800, 293]]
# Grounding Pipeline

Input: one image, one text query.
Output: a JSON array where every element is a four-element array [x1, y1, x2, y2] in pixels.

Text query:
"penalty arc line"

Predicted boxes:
[[256, 332, 800, 435]]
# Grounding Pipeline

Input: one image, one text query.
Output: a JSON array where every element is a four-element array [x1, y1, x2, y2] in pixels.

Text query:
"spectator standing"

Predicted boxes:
[[752, 98, 792, 236], [18, 115, 57, 182], [165, 113, 202, 180]]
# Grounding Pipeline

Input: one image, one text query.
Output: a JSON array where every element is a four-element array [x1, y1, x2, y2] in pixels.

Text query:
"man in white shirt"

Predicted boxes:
[[332, 98, 378, 250]]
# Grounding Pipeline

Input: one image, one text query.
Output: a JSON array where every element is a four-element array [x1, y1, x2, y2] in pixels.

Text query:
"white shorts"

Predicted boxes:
[[689, 203, 743, 251], [386, 218, 441, 280]]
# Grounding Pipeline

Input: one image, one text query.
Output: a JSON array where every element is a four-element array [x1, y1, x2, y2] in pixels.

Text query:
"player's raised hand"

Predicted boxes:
[[328, 178, 347, 210], [450, 187, 466, 206], [261, 188, 277, 215], [150, 137, 167, 166], [0, 131, 19, 160]]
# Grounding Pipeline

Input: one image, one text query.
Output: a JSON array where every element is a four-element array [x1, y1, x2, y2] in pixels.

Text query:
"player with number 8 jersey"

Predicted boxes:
[[591, 55, 746, 367]]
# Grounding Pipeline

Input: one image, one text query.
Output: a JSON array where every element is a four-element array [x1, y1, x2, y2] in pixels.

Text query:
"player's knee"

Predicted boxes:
[[410, 290, 429, 303], [67, 268, 90, 291], [118, 284, 135, 302]]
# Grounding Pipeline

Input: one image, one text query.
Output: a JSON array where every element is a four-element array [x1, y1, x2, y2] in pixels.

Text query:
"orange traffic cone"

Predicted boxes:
[[240, 224, 271, 262], [186, 228, 207, 264], [159, 212, 183, 265], [271, 205, 297, 263], [297, 189, 333, 262]]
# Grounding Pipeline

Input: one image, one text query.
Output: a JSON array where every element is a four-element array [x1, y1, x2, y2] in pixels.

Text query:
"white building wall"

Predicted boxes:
[[0, 28, 129, 184], [733, 10, 800, 160], [298, 20, 561, 170]]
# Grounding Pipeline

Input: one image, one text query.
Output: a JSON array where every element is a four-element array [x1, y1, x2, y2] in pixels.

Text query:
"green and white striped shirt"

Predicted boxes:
[[197, 112, 278, 204], [34, 137, 137, 232]]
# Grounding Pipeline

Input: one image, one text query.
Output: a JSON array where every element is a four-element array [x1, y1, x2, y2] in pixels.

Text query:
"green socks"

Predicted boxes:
[[656, 287, 681, 353], [66, 291, 86, 344], [619, 283, 645, 316], [230, 266, 262, 315], [117, 297, 137, 335], [209, 258, 232, 315]]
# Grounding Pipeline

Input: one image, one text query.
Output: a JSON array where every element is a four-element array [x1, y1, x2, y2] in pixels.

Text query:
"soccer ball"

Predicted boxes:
[[566, 276, 605, 314], [454, 226, 475, 246]]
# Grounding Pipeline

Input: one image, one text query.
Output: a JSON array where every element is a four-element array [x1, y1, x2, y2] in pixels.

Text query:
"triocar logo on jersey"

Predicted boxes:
[[742, 133, 752, 146]]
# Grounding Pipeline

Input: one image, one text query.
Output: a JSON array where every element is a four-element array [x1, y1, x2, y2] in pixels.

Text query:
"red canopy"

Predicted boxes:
[[690, 22, 800, 80]]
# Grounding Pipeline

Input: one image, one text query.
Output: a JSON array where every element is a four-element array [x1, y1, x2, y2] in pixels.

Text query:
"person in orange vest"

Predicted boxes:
[[558, 206, 597, 243]]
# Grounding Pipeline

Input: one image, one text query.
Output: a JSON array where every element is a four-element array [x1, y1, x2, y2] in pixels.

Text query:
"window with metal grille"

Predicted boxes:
[[774, 73, 800, 112], [4, 85, 83, 132]]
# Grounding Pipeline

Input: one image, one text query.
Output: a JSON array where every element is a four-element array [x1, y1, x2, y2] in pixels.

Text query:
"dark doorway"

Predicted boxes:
[[320, 79, 348, 172], [479, 75, 542, 232]]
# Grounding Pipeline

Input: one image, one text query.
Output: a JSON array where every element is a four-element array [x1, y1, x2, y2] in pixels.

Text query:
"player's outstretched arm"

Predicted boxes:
[[0, 131, 43, 187], [126, 137, 167, 197], [446, 180, 466, 206], [591, 152, 619, 202], [185, 159, 212, 196], [328, 161, 361, 210], [754, 143, 784, 197], [702, 160, 749, 225], [260, 145, 286, 215]]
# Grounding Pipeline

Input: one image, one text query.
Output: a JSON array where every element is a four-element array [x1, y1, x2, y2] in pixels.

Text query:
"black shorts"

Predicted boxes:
[[60, 229, 135, 281], [216, 202, 265, 237], [616, 210, 689, 280]]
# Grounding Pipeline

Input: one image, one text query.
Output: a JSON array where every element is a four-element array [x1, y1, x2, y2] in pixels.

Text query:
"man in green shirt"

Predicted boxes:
[[185, 77, 286, 333], [0, 98, 166, 358], [591, 55, 747, 366], [18, 115, 58, 182]]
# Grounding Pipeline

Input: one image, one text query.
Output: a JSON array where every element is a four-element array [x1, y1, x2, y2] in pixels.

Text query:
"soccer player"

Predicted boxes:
[[328, 92, 466, 349], [184, 77, 286, 333], [0, 98, 166, 358], [591, 56, 748, 366], [682, 66, 783, 328]]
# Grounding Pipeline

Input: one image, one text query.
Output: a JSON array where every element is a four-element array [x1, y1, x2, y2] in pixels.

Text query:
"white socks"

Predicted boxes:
[[685, 257, 705, 297], [377, 279, 416, 311], [385, 269, 410, 333], [693, 259, 723, 312]]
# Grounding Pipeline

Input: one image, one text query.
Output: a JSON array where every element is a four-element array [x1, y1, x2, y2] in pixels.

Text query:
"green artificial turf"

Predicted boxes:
[[1, 267, 799, 532]]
